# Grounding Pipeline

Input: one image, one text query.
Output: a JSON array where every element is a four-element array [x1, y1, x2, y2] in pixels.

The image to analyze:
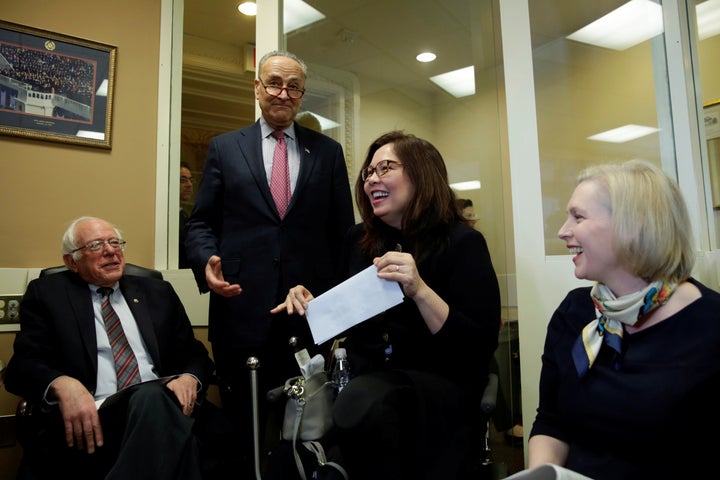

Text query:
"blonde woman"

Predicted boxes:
[[529, 160, 720, 479]]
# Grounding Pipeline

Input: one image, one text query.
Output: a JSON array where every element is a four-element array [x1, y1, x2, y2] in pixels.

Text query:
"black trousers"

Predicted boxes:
[[331, 370, 472, 480], [17, 381, 202, 480]]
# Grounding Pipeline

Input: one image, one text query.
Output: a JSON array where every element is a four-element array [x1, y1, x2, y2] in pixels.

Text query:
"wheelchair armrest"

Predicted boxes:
[[480, 372, 499, 415], [15, 398, 46, 449], [16, 398, 32, 417]]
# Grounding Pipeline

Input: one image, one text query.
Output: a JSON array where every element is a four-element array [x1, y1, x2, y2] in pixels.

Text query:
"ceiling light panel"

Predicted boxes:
[[450, 180, 482, 191], [587, 124, 659, 143], [566, 0, 663, 50], [285, 0, 326, 34], [429, 66, 475, 98], [304, 111, 340, 131], [697, 0, 720, 40]]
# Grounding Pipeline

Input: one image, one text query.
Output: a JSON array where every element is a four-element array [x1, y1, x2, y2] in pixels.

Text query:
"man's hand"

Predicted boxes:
[[166, 374, 200, 417], [51, 376, 103, 453], [270, 285, 314, 316], [205, 255, 242, 297]]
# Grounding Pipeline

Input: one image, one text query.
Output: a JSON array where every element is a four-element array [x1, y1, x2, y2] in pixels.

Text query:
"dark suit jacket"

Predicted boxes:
[[184, 120, 354, 350], [4, 270, 214, 405]]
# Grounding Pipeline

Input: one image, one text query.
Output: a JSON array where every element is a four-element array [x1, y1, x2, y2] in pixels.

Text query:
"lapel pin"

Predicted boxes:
[[133, 298, 140, 303], [304, 147, 310, 154]]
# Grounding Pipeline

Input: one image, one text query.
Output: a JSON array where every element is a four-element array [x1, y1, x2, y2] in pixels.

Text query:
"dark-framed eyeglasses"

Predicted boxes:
[[361, 160, 403, 182], [180, 176, 194, 185], [258, 78, 305, 100], [71, 239, 127, 254]]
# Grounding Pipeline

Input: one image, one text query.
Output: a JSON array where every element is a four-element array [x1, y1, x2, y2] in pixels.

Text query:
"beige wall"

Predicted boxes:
[[0, 0, 163, 269]]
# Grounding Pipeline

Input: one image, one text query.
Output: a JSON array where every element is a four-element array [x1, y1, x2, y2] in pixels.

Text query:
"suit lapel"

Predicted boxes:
[[237, 122, 278, 216], [64, 275, 99, 374], [290, 124, 318, 214], [120, 277, 162, 370]]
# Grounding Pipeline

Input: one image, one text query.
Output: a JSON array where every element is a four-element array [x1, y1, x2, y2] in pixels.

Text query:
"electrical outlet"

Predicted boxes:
[[0, 295, 22, 324]]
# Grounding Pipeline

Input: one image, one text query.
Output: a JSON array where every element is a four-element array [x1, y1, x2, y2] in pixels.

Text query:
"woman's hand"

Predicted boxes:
[[375, 252, 449, 334], [270, 285, 315, 316], [374, 252, 424, 298]]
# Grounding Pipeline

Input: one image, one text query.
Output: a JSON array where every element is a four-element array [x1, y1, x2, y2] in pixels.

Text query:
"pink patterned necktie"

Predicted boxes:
[[270, 130, 291, 218], [97, 287, 140, 390]]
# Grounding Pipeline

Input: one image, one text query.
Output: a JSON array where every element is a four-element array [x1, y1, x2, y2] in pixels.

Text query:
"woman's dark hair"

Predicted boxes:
[[355, 131, 463, 262]]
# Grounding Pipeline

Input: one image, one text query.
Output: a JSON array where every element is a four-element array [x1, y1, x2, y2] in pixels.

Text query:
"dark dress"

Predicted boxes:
[[332, 222, 502, 480], [530, 278, 720, 480]]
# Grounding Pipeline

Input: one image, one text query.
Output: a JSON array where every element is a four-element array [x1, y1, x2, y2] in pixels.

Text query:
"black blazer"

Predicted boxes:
[[184, 120, 355, 349], [4, 270, 214, 405]]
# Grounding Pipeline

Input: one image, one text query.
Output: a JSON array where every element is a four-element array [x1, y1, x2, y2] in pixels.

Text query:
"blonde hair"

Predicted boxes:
[[577, 160, 694, 283]]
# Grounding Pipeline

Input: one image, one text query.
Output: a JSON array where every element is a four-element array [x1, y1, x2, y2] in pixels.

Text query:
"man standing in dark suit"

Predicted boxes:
[[4, 216, 214, 480], [184, 50, 354, 473]]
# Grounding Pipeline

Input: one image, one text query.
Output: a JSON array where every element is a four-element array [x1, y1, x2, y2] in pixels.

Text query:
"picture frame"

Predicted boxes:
[[0, 20, 116, 149], [704, 100, 720, 210]]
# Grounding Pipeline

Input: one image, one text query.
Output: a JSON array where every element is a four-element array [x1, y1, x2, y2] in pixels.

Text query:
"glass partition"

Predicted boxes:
[[696, 0, 720, 248], [284, 0, 521, 472], [530, 0, 671, 255], [531, 0, 720, 274], [178, 0, 257, 269]]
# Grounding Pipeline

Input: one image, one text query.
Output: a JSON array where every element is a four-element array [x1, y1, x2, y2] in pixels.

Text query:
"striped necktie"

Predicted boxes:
[[97, 287, 140, 390]]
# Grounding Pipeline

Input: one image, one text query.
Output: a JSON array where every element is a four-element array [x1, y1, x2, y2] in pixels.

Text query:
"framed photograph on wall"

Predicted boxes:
[[705, 101, 720, 210], [0, 20, 116, 149]]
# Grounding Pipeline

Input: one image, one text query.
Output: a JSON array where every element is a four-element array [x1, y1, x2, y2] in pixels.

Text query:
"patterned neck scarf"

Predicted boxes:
[[571, 280, 675, 378]]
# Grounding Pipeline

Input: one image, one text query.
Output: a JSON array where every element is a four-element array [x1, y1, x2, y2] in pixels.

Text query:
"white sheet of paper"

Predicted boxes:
[[504, 464, 594, 480], [305, 265, 404, 344]]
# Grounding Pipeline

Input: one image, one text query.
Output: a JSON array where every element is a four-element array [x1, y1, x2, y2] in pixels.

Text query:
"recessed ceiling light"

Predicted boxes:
[[416, 52, 437, 62], [450, 180, 482, 191], [430, 66, 475, 98], [238, 2, 256, 16], [587, 124, 659, 143]]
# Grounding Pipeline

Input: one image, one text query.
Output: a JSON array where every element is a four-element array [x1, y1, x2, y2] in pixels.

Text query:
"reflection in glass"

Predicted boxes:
[[179, 0, 257, 268], [530, 1, 668, 255], [697, 0, 720, 247], [286, 0, 519, 472]]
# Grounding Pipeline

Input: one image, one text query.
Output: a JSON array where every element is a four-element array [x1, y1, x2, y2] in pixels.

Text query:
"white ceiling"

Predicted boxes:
[[181, 0, 627, 132]]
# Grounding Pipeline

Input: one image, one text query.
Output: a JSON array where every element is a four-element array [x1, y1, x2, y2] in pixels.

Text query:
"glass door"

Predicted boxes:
[[280, 0, 521, 473], [501, 0, 720, 462]]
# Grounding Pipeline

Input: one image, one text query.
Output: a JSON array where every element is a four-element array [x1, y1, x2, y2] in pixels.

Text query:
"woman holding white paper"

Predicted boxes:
[[272, 130, 502, 480]]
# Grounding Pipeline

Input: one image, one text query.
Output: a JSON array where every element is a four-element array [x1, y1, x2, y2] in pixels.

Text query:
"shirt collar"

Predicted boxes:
[[260, 117, 296, 142]]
